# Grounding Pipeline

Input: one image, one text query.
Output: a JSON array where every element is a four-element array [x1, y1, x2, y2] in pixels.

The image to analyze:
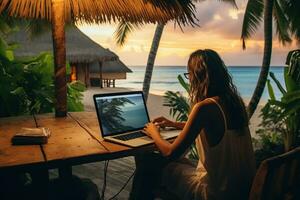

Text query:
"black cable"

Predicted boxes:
[[101, 160, 109, 200], [107, 169, 136, 200]]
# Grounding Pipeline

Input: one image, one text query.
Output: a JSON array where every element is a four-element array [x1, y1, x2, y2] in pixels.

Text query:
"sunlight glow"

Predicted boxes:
[[228, 9, 240, 20], [76, 0, 297, 66]]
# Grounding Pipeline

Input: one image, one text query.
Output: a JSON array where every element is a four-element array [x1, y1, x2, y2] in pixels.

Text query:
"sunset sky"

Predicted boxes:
[[78, 0, 298, 66]]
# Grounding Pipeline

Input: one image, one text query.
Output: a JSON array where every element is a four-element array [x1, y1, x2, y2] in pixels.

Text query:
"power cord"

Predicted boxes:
[[107, 169, 136, 200], [101, 160, 109, 200], [100, 160, 136, 200]]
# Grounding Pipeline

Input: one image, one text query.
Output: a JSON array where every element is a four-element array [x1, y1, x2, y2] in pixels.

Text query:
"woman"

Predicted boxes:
[[130, 49, 256, 200]]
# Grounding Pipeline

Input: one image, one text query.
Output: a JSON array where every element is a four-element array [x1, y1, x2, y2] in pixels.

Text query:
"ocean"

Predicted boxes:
[[117, 66, 285, 102]]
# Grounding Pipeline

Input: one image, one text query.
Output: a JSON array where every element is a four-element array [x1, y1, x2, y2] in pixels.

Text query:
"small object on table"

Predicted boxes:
[[11, 127, 51, 145]]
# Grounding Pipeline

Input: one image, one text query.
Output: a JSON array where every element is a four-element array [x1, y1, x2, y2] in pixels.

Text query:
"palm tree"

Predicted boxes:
[[241, 0, 300, 118], [142, 23, 165, 101], [51, 0, 67, 117], [115, 0, 237, 103]]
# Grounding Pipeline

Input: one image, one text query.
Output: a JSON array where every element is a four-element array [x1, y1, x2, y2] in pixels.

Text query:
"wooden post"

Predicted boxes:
[[51, 0, 67, 117], [98, 61, 103, 88]]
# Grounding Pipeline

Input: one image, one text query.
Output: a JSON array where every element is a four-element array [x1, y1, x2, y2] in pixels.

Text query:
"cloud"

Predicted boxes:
[[77, 0, 299, 66]]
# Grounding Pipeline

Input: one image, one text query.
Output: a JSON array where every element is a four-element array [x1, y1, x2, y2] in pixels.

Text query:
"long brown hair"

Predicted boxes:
[[187, 49, 248, 129]]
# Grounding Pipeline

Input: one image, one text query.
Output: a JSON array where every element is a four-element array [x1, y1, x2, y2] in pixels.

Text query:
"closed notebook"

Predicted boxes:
[[11, 127, 51, 145]]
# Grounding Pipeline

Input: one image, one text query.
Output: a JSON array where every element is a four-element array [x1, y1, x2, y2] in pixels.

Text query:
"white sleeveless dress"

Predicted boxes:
[[161, 98, 256, 200]]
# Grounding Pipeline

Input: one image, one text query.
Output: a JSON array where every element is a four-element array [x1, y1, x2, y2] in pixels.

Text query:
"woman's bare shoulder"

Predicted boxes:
[[193, 97, 219, 110]]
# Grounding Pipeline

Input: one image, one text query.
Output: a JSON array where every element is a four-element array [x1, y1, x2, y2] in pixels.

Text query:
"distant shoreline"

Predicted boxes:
[[96, 86, 267, 106]]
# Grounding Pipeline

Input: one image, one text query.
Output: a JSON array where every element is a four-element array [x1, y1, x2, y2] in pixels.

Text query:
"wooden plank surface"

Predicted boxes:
[[69, 112, 132, 152], [0, 116, 45, 170], [69, 112, 158, 159], [35, 113, 109, 167]]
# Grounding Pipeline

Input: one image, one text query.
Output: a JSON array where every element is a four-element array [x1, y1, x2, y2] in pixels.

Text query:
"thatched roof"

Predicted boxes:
[[90, 60, 132, 73], [9, 26, 118, 63], [0, 0, 197, 26]]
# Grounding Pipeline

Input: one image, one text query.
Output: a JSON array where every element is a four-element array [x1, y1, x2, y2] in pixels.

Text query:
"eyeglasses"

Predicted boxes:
[[184, 72, 189, 79]]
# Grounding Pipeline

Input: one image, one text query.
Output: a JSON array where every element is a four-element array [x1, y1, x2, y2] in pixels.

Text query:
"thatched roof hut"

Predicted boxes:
[[9, 26, 132, 87], [11, 26, 118, 63], [89, 60, 132, 87]]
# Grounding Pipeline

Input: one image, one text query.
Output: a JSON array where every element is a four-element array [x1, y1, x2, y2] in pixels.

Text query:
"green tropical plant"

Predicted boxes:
[[67, 81, 85, 112], [163, 74, 199, 160], [0, 35, 85, 117], [163, 75, 190, 122], [241, 0, 300, 118], [256, 49, 300, 155]]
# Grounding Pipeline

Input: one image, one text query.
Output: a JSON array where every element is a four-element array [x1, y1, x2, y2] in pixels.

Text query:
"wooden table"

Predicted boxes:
[[0, 112, 156, 173]]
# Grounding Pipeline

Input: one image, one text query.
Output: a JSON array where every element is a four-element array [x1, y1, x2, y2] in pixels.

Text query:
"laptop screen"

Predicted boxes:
[[94, 92, 150, 136]]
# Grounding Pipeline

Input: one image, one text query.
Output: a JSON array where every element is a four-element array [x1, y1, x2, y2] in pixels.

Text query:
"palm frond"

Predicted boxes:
[[286, 50, 300, 82], [273, 0, 292, 45], [177, 74, 190, 93], [114, 21, 140, 46], [241, 0, 264, 49], [163, 91, 190, 122], [282, 0, 300, 42]]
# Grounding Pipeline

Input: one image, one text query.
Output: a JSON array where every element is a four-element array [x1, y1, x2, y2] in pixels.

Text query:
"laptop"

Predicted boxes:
[[93, 91, 180, 147]]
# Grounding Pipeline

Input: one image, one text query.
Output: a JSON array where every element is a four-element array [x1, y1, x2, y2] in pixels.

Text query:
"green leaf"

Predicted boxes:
[[267, 79, 275, 100], [5, 50, 14, 61], [177, 74, 190, 93], [163, 91, 190, 122], [241, 0, 264, 49], [273, 0, 292, 45], [284, 67, 299, 92], [10, 87, 25, 95], [270, 71, 286, 94], [282, 90, 300, 103]]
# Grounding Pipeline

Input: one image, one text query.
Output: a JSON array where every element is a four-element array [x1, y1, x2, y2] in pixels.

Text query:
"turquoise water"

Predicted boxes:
[[117, 66, 285, 101]]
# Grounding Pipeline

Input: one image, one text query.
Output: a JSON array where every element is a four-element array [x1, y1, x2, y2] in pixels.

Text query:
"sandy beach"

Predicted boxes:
[[83, 87, 263, 137]]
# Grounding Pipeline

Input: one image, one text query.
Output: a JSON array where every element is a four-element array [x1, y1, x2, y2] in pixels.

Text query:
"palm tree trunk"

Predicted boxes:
[[51, 0, 67, 117], [247, 0, 274, 118], [142, 23, 165, 102]]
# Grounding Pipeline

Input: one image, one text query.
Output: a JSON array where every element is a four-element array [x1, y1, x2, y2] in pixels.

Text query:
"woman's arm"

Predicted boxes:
[[144, 101, 209, 157]]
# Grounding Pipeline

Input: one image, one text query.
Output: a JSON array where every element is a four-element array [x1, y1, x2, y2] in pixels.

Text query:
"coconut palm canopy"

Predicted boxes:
[[0, 0, 197, 26], [9, 26, 118, 63]]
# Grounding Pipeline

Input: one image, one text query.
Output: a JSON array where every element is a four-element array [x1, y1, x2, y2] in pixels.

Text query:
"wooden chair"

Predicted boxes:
[[249, 147, 300, 200]]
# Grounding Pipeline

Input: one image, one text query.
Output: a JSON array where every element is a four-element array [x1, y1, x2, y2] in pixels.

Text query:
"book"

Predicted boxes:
[[11, 127, 51, 145]]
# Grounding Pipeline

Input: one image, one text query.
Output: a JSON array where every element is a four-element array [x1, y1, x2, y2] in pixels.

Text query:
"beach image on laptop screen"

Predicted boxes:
[[95, 93, 149, 136]]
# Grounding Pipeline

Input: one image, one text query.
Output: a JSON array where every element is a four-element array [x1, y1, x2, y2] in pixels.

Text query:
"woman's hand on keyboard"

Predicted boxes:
[[152, 116, 174, 129], [144, 122, 161, 139]]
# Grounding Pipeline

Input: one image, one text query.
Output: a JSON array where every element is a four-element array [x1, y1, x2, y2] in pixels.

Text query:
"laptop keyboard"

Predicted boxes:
[[113, 131, 145, 141]]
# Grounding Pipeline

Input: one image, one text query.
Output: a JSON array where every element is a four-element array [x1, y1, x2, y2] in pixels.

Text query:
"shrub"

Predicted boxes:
[[255, 49, 300, 165]]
